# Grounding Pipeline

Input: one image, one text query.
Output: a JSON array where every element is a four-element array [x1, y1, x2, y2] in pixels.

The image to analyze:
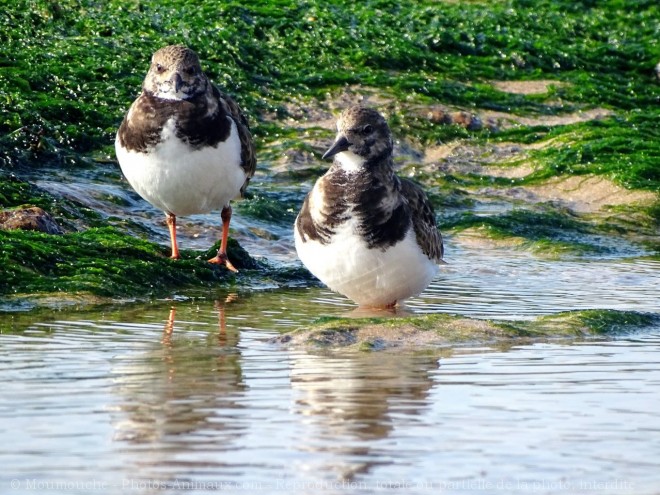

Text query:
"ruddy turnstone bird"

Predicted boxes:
[[294, 105, 444, 308], [115, 45, 256, 271]]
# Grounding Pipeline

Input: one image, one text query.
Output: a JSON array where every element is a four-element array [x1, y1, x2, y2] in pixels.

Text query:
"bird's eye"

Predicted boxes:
[[155, 63, 165, 73], [361, 124, 373, 135]]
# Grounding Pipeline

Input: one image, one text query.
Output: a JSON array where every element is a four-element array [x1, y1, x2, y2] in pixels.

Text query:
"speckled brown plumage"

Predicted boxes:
[[296, 105, 443, 257], [400, 178, 444, 263], [116, 45, 255, 194], [294, 105, 444, 307], [115, 45, 256, 270]]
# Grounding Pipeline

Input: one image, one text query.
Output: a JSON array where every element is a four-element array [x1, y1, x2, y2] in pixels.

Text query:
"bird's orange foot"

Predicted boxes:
[[208, 253, 238, 273]]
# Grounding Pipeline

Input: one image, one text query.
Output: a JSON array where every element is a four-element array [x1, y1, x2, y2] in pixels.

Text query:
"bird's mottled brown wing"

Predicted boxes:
[[215, 86, 257, 196], [400, 178, 444, 263]]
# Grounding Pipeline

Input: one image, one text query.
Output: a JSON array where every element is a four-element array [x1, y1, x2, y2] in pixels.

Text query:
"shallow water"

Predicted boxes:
[[2, 270, 660, 494], [413, 247, 660, 319]]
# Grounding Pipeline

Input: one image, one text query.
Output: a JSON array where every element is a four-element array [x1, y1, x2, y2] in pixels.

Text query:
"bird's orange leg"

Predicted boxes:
[[166, 212, 180, 259], [208, 205, 238, 272]]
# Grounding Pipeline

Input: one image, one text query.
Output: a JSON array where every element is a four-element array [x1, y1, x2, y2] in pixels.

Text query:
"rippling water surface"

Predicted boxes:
[[2, 247, 660, 494], [413, 245, 660, 319]]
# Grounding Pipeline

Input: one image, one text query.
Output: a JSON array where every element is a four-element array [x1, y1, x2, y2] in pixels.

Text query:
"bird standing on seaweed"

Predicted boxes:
[[116, 45, 256, 271]]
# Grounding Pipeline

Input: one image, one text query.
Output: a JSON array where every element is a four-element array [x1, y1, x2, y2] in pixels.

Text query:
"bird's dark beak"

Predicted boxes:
[[174, 73, 184, 92], [322, 135, 350, 160]]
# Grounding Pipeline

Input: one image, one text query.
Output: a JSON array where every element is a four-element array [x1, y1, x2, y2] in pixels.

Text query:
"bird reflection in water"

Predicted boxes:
[[290, 350, 441, 481], [112, 294, 246, 477], [161, 294, 239, 347]]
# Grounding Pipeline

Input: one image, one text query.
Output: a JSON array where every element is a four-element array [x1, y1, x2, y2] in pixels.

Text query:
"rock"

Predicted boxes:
[[450, 111, 483, 130], [427, 107, 487, 131], [277, 310, 660, 351], [0, 206, 63, 234], [427, 107, 453, 124]]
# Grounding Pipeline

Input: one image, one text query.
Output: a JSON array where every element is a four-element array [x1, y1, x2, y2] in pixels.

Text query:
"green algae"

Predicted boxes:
[[286, 310, 660, 350], [0, 173, 58, 210], [0, 226, 311, 307], [443, 207, 614, 256], [0, 227, 222, 298], [2, 0, 659, 159], [237, 189, 300, 226], [492, 113, 660, 192], [446, 208, 587, 235], [3, 0, 658, 176]]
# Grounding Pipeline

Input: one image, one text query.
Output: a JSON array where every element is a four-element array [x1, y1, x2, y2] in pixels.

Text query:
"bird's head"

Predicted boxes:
[[143, 45, 208, 101], [322, 105, 393, 170]]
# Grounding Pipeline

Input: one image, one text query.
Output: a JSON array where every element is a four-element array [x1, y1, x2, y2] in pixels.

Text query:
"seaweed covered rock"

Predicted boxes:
[[277, 310, 660, 351], [0, 206, 63, 234]]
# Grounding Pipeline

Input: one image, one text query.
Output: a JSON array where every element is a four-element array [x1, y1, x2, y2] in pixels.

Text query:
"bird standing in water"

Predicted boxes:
[[294, 105, 444, 308], [115, 45, 256, 271]]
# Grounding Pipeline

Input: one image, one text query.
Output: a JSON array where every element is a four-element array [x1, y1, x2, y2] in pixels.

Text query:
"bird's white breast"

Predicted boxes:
[[115, 117, 245, 216], [294, 213, 439, 307]]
